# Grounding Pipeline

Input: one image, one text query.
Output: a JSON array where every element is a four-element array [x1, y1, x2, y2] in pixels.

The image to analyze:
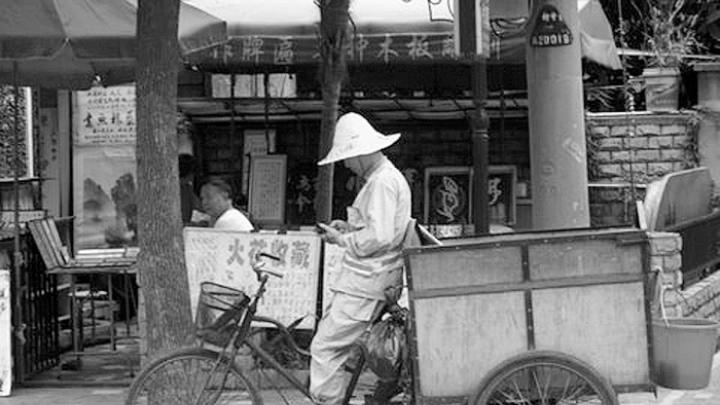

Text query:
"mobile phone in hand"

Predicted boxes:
[[316, 223, 327, 234]]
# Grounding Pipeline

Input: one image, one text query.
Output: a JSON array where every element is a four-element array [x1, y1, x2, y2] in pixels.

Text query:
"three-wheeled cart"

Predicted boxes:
[[404, 226, 655, 405]]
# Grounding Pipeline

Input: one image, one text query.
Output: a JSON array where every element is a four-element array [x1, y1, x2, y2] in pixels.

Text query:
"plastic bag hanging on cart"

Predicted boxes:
[[365, 311, 407, 381]]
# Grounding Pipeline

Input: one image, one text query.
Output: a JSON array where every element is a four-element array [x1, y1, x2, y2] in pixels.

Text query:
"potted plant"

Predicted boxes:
[[641, 0, 705, 111]]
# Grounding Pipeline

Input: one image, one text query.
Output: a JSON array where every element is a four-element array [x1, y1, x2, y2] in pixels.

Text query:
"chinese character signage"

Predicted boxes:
[[241, 130, 271, 196], [529, 5, 572, 47], [72, 85, 138, 249], [188, 32, 460, 66], [74, 85, 136, 145], [184, 228, 322, 329]]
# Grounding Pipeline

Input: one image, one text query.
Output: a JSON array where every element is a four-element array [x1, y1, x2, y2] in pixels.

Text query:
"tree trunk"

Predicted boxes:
[[315, 0, 351, 222], [136, 0, 193, 363]]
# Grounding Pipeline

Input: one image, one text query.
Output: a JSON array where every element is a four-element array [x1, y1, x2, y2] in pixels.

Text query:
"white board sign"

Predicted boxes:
[[184, 228, 321, 329], [249, 155, 287, 225], [73, 85, 136, 146], [0, 269, 11, 396]]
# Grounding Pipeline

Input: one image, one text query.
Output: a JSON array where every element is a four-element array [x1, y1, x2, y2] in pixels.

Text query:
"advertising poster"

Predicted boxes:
[[73, 146, 137, 250], [73, 85, 136, 146], [184, 228, 321, 329], [73, 84, 138, 250]]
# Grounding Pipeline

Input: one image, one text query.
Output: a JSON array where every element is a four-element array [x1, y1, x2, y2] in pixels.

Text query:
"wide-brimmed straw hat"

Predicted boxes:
[[318, 113, 400, 166]]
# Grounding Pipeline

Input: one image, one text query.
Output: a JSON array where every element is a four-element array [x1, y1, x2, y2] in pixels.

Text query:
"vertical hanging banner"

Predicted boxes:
[[0, 269, 10, 396], [241, 129, 271, 197], [72, 85, 137, 250], [184, 228, 321, 329]]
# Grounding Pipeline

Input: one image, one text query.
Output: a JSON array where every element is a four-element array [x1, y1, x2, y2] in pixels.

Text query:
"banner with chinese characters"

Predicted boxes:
[[73, 85, 136, 146], [184, 228, 321, 329], [189, 33, 468, 66]]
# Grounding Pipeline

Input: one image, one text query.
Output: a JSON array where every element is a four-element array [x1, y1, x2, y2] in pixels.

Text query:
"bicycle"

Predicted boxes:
[[126, 251, 395, 405]]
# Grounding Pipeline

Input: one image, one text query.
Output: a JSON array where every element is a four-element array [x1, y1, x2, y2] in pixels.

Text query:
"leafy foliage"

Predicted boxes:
[[642, 0, 706, 67]]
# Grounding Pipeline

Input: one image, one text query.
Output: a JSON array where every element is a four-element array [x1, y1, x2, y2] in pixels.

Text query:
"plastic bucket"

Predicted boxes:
[[651, 317, 719, 390], [643, 68, 680, 111]]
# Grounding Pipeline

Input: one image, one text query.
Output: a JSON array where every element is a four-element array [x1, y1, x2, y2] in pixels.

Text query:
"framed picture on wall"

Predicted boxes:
[[249, 154, 287, 226], [423, 165, 518, 226], [488, 165, 517, 225], [424, 166, 473, 225]]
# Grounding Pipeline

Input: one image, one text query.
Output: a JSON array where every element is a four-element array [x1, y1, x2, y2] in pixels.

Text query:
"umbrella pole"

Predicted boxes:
[[12, 60, 25, 384]]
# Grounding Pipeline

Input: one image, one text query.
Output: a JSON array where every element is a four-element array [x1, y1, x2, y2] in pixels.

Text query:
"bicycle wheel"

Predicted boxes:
[[126, 347, 262, 405], [471, 351, 618, 405]]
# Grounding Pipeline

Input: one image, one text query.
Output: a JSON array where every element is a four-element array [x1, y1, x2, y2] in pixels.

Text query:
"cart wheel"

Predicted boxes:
[[471, 350, 618, 405]]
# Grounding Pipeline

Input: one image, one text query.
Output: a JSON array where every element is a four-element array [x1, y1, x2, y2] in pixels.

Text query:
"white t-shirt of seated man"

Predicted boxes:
[[213, 207, 253, 231]]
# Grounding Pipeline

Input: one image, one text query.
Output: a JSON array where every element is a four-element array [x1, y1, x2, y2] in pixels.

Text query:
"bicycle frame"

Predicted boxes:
[[246, 314, 312, 397], [204, 268, 316, 399], [195, 253, 366, 405]]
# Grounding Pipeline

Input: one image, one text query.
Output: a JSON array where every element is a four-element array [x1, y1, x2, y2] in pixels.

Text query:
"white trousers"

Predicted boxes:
[[310, 292, 381, 405]]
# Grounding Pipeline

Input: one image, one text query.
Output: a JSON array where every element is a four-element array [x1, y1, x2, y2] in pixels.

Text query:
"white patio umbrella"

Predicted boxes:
[[0, 0, 226, 379]]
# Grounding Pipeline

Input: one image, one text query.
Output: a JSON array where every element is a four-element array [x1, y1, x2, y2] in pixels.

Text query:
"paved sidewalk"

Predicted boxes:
[[3, 352, 720, 405], [0, 386, 702, 405], [0, 387, 127, 405]]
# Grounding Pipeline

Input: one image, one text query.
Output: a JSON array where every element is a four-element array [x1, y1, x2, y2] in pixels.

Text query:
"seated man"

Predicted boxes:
[[200, 178, 254, 231]]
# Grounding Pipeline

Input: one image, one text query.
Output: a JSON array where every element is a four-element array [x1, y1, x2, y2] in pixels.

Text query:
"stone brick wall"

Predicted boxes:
[[648, 231, 683, 290], [647, 231, 720, 323], [586, 111, 698, 227], [669, 271, 720, 322]]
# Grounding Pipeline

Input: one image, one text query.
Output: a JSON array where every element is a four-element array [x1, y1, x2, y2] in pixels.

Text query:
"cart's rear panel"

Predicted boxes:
[[405, 227, 652, 403]]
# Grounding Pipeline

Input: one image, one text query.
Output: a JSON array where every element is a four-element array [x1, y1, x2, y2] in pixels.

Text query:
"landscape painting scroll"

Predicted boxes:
[[184, 228, 322, 329]]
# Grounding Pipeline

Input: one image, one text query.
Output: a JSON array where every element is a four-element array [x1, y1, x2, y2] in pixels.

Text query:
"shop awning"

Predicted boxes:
[[185, 0, 622, 70]]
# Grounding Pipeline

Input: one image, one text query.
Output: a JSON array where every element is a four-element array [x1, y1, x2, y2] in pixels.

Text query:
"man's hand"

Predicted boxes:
[[317, 223, 347, 247], [328, 219, 352, 233]]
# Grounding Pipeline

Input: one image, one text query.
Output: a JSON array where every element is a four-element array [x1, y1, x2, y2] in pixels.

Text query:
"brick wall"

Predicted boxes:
[[645, 231, 720, 323], [586, 111, 698, 227]]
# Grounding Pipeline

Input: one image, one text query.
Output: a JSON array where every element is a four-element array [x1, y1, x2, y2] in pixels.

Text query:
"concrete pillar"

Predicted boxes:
[[694, 63, 720, 197], [526, 0, 589, 229]]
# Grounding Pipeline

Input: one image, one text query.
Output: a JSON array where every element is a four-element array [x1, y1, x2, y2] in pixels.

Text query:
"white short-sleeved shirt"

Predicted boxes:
[[213, 207, 254, 231]]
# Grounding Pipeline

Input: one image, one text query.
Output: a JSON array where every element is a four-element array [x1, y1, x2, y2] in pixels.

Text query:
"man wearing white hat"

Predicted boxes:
[[311, 112, 412, 405]]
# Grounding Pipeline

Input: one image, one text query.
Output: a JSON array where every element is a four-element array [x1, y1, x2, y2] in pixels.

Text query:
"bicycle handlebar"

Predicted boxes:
[[252, 252, 284, 279], [257, 252, 280, 261]]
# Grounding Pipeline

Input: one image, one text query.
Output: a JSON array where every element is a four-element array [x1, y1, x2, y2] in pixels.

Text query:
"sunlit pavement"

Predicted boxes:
[[618, 351, 720, 405], [2, 352, 719, 404]]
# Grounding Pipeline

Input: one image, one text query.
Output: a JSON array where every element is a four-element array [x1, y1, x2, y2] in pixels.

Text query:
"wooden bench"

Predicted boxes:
[[27, 217, 138, 370]]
